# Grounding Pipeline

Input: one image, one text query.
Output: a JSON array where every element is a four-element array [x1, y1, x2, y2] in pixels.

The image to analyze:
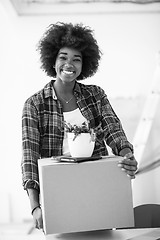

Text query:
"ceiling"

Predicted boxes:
[[8, 0, 160, 16], [10, 0, 111, 15]]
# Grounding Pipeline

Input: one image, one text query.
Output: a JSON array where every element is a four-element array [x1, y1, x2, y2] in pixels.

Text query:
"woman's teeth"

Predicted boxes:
[[63, 70, 74, 75]]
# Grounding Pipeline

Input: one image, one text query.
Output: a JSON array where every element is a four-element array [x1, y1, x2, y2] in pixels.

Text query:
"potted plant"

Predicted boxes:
[[64, 122, 96, 158]]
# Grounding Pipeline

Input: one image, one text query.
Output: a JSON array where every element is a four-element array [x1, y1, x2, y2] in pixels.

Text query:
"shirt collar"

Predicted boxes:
[[44, 80, 57, 100], [74, 81, 92, 98], [73, 81, 83, 96], [52, 86, 57, 100], [44, 80, 82, 99]]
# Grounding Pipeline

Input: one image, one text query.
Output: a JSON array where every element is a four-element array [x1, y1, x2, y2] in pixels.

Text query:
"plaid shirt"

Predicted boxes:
[[21, 80, 133, 191]]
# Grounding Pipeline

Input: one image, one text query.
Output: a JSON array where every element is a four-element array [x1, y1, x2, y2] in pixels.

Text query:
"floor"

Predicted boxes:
[[0, 222, 45, 240], [2, 224, 160, 240]]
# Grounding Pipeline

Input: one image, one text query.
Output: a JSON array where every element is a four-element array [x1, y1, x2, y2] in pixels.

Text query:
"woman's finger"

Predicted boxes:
[[118, 163, 137, 171], [120, 167, 136, 179]]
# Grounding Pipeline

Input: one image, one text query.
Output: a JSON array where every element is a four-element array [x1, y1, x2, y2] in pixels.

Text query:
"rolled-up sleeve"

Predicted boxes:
[[100, 88, 133, 155], [21, 100, 41, 192]]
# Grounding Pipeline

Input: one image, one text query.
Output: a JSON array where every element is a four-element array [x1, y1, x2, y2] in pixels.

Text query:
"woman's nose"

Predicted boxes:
[[65, 59, 73, 67]]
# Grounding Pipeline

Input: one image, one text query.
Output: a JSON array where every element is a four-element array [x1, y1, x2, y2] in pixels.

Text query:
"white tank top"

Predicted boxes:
[[63, 108, 87, 156]]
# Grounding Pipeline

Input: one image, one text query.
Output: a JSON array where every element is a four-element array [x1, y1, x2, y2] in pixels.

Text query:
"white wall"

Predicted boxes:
[[0, 1, 160, 222]]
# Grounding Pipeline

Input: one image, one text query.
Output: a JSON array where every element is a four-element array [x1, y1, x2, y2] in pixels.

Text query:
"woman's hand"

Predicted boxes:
[[32, 207, 43, 230], [118, 152, 138, 179]]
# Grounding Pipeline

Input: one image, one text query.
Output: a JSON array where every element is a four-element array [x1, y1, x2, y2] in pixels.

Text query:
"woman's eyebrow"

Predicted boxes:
[[58, 52, 67, 55], [58, 52, 82, 58], [74, 54, 82, 58]]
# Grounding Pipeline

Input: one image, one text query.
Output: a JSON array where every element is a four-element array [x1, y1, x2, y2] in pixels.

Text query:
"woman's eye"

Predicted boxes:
[[74, 58, 81, 62], [59, 56, 66, 60]]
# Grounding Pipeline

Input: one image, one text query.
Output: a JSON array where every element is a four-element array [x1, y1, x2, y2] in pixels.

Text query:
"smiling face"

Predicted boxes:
[[55, 47, 82, 84]]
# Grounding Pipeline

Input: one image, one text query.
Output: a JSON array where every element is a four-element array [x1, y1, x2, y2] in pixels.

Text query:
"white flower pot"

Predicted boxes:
[[67, 133, 95, 158]]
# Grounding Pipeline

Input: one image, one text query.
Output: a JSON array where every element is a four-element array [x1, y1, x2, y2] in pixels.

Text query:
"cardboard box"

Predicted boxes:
[[38, 156, 134, 235]]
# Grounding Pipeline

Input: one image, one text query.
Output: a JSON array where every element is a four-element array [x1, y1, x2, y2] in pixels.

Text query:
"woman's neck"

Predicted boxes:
[[54, 79, 76, 94]]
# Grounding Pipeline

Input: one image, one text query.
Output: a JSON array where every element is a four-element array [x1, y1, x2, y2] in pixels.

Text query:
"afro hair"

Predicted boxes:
[[37, 22, 102, 80]]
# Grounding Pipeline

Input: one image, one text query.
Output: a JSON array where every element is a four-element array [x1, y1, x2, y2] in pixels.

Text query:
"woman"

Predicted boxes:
[[21, 22, 137, 230]]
